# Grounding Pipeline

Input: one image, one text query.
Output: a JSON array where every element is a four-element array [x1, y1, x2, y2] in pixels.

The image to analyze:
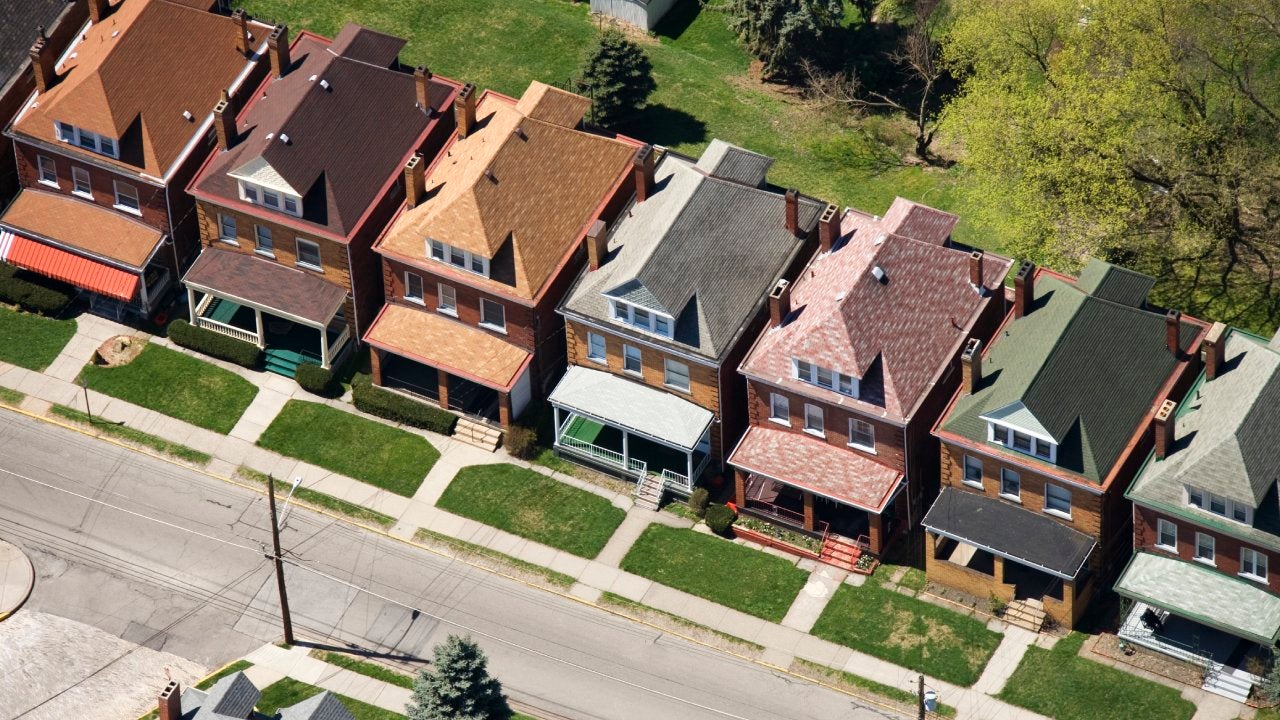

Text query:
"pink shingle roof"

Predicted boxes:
[[880, 196, 959, 245], [728, 426, 903, 512]]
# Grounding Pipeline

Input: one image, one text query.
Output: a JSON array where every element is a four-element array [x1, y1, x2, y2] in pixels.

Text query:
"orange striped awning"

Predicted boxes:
[[0, 231, 139, 301]]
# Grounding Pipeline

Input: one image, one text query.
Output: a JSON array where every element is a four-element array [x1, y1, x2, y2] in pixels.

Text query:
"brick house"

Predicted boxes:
[[728, 198, 1013, 560], [1, 0, 270, 319], [183, 24, 459, 375], [923, 259, 1209, 630], [1115, 323, 1280, 701], [364, 81, 639, 427], [550, 141, 821, 504]]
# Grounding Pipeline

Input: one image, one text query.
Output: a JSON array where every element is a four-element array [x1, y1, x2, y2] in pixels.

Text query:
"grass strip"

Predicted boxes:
[[793, 659, 958, 718], [599, 592, 764, 652], [0, 387, 25, 405], [51, 405, 213, 464], [257, 677, 402, 720], [312, 650, 414, 689], [414, 527, 576, 587], [236, 466, 397, 528], [0, 306, 75, 371]]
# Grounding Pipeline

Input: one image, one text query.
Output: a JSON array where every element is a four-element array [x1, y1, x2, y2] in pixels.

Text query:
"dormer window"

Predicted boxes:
[[1187, 486, 1252, 525], [239, 180, 301, 218], [609, 299, 673, 339], [56, 122, 119, 159], [428, 239, 489, 278], [988, 422, 1057, 463], [793, 359, 858, 398]]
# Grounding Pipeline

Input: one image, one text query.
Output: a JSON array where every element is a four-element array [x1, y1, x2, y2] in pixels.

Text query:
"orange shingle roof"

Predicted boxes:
[[363, 303, 531, 390], [0, 188, 162, 267]]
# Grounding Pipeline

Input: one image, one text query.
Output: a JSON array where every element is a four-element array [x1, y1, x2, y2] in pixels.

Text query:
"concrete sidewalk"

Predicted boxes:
[[0, 540, 34, 620]]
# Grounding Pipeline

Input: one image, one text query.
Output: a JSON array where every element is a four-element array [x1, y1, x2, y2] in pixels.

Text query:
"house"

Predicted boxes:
[[155, 673, 356, 720], [0, 0, 271, 319], [550, 140, 821, 503], [0, 0, 87, 202], [1115, 323, 1280, 701], [364, 81, 640, 428], [590, 0, 680, 31], [728, 198, 1013, 560], [923, 259, 1209, 630], [183, 24, 459, 375]]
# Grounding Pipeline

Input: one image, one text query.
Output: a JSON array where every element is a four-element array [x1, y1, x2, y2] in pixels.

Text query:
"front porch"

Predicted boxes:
[[552, 408, 710, 495]]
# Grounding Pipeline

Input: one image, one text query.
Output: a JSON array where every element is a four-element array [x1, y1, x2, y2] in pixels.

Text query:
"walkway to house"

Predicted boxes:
[[971, 626, 1044, 695]]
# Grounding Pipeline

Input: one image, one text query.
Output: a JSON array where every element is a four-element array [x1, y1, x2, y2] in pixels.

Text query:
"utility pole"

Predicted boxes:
[[267, 474, 295, 645], [917, 674, 926, 720]]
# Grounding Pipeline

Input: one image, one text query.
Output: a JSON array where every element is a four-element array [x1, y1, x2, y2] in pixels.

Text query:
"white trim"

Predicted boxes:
[[436, 282, 457, 316], [428, 238, 490, 278], [112, 180, 141, 215], [803, 402, 824, 437], [663, 357, 691, 393], [295, 238, 323, 271], [217, 213, 238, 245], [848, 417, 875, 453], [941, 438, 1105, 497], [1194, 532, 1216, 565], [586, 331, 607, 363], [622, 344, 643, 376], [768, 392, 790, 426], [999, 467, 1021, 503], [962, 455, 984, 489], [71, 166, 92, 198], [793, 358, 858, 398], [36, 155, 57, 187], [1241, 547, 1268, 583], [1155, 518, 1177, 551], [609, 298, 674, 340], [403, 271, 424, 304], [565, 315, 716, 368]]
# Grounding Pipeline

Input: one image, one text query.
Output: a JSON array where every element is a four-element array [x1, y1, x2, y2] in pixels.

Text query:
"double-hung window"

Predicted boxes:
[[623, 345, 642, 375], [794, 359, 858, 397], [437, 283, 456, 315], [586, 332, 606, 362], [803, 403, 824, 436], [113, 181, 140, 214], [71, 167, 92, 197], [1155, 518, 1177, 551], [296, 239, 322, 270], [769, 393, 789, 425], [218, 214, 237, 244], [664, 358, 690, 392], [1242, 548, 1268, 582], [479, 298, 505, 332], [430, 240, 446, 261], [962, 456, 983, 488], [1000, 468, 1020, 501], [404, 272, 424, 304], [1045, 484, 1072, 517], [1195, 532, 1216, 564], [255, 225, 273, 255], [849, 418, 874, 451], [37, 156, 57, 186]]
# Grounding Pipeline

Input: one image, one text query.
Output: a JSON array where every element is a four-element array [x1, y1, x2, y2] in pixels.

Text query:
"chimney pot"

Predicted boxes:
[[212, 98, 235, 150], [157, 680, 182, 720], [404, 154, 424, 209], [586, 219, 608, 271], [1203, 321, 1227, 381], [455, 83, 476, 139], [768, 278, 792, 327], [969, 250, 985, 291], [1013, 260, 1035, 318], [785, 189, 800, 237], [818, 203, 840, 252], [89, 0, 109, 24], [961, 337, 981, 394], [1154, 399, 1177, 460], [1166, 309, 1182, 357], [633, 144, 655, 203], [29, 29, 56, 95], [414, 66, 431, 110], [232, 8, 249, 55], [268, 24, 290, 78]]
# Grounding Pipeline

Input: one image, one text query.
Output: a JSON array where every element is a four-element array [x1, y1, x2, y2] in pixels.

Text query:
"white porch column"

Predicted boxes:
[[319, 324, 330, 370], [686, 452, 694, 486], [187, 287, 197, 323], [138, 273, 149, 311], [552, 406, 562, 442], [622, 430, 630, 471], [254, 309, 265, 349]]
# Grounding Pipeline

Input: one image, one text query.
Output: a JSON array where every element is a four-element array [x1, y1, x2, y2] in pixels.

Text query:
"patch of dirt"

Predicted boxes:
[[94, 335, 147, 367], [587, 11, 660, 44], [1089, 632, 1204, 688]]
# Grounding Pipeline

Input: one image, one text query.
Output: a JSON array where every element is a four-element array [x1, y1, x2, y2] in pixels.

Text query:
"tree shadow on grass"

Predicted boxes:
[[617, 103, 708, 147], [652, 0, 702, 41]]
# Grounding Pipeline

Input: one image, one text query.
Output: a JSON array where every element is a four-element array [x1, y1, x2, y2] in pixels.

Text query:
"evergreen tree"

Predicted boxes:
[[407, 635, 512, 720], [574, 28, 657, 127], [727, 0, 844, 80]]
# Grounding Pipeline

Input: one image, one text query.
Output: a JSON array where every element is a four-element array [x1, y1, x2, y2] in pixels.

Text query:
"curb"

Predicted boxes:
[[0, 539, 36, 623]]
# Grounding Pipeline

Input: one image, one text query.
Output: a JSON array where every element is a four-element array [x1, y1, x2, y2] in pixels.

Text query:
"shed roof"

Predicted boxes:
[[362, 303, 531, 391], [0, 188, 162, 268], [727, 426, 902, 512], [182, 247, 347, 326], [880, 197, 958, 245], [548, 365, 713, 450]]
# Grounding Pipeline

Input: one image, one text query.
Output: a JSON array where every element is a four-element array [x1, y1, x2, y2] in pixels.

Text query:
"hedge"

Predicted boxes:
[[295, 362, 336, 396], [0, 264, 75, 316], [351, 380, 456, 435], [168, 319, 261, 368], [705, 503, 736, 536]]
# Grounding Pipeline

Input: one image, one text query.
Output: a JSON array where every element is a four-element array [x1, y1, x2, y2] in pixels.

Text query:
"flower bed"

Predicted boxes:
[[733, 516, 822, 555]]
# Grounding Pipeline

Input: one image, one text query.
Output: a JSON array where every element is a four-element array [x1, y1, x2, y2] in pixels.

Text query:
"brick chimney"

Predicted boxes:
[[1154, 399, 1177, 460], [212, 90, 235, 151], [455, 83, 476, 139], [157, 681, 181, 720], [1165, 310, 1182, 357], [586, 219, 608, 271], [785, 189, 800, 237], [1013, 260, 1035, 318], [1203, 321, 1226, 381], [404, 154, 424, 209], [88, 0, 109, 24], [818, 203, 840, 252], [232, 9, 250, 55], [768, 278, 791, 327], [961, 337, 981, 394], [415, 66, 432, 110], [268, 24, 290, 78], [969, 250, 985, 291], [633, 144, 654, 203], [29, 28, 56, 95]]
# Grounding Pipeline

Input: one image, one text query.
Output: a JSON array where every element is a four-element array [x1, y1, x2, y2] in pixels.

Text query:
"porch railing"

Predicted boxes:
[[326, 324, 350, 363], [195, 315, 259, 345], [742, 498, 829, 536], [556, 434, 647, 478], [660, 468, 693, 494]]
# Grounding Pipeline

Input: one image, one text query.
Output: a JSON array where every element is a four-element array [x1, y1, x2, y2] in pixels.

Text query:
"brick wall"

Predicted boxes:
[[1133, 504, 1280, 595]]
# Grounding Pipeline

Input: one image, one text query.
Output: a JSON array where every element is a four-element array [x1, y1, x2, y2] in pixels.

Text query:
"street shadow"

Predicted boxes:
[[618, 104, 707, 147]]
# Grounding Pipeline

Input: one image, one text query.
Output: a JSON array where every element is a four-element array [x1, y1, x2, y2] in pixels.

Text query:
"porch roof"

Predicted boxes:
[[1115, 551, 1280, 645], [182, 248, 347, 327], [548, 366, 713, 450], [922, 487, 1095, 579], [0, 188, 162, 269], [363, 303, 531, 391], [727, 426, 903, 513]]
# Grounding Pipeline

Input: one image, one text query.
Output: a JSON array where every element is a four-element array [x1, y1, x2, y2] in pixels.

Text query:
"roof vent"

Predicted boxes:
[[319, 79, 331, 91], [871, 265, 887, 283], [279, 133, 291, 145], [308, 74, 318, 82], [484, 169, 497, 183], [182, 110, 193, 121], [874, 233, 887, 245], [265, 132, 274, 140], [111, 30, 119, 38]]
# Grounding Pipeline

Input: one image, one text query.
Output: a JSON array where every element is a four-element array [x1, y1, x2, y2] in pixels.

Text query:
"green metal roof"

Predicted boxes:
[[1075, 258, 1157, 308]]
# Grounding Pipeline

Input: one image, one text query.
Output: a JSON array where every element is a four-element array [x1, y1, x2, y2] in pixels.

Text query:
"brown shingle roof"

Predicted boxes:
[[378, 82, 636, 300], [0, 188, 162, 268], [182, 247, 347, 325], [11, 0, 265, 177], [363, 303, 531, 390]]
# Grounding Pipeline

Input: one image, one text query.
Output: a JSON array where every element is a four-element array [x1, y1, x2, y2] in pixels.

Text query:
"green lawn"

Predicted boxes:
[[619, 524, 808, 622], [810, 580, 1001, 686], [435, 463, 625, 558], [52, 405, 213, 464], [80, 344, 257, 433], [414, 527, 577, 587], [0, 306, 75, 371], [257, 677, 403, 720], [998, 633, 1197, 720], [257, 400, 438, 496]]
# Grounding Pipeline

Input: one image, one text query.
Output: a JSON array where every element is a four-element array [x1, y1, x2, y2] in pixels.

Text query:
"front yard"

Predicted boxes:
[[0, 306, 75, 371], [436, 463, 625, 558], [997, 633, 1197, 720], [809, 578, 1002, 687], [620, 524, 809, 622], [79, 344, 257, 433], [257, 677, 402, 720], [257, 400, 439, 496]]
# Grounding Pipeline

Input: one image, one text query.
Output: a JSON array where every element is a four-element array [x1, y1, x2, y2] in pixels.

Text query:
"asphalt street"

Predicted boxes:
[[0, 410, 899, 720]]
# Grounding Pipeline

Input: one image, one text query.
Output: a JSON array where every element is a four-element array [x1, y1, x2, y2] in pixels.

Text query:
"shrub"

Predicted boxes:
[[688, 487, 710, 518], [295, 362, 336, 396], [167, 318, 261, 368], [705, 503, 736, 536], [351, 380, 457, 435], [0, 264, 75, 316], [503, 424, 537, 459]]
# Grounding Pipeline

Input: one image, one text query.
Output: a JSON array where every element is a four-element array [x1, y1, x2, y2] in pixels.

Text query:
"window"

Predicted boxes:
[[769, 393, 790, 424], [283, 196, 298, 214], [586, 332, 606, 362], [1012, 432, 1033, 453], [437, 283, 456, 315], [1045, 484, 1072, 517], [113, 181, 140, 214], [479, 298, 505, 332], [296, 239, 322, 270], [99, 136, 115, 156], [1000, 468, 1021, 501], [803, 403, 824, 436], [426, 239, 488, 277], [1156, 519, 1177, 550], [404, 273, 424, 304], [71, 167, 91, 197], [57, 122, 74, 142], [664, 358, 690, 392], [793, 359, 858, 397], [1195, 532, 1215, 564], [849, 418, 875, 451], [37, 155, 56, 186], [609, 300, 674, 339], [77, 131, 96, 150], [255, 224, 273, 255], [623, 344, 642, 374], [217, 214, 237, 243], [242, 184, 258, 204], [1187, 486, 1253, 525], [55, 122, 118, 158], [262, 189, 280, 209], [430, 240, 446, 261], [238, 181, 301, 217], [1242, 548, 1268, 582], [963, 456, 983, 488], [989, 422, 1057, 462]]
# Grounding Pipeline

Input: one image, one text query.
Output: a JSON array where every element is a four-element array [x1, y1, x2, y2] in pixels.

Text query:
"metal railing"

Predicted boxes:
[[741, 497, 830, 536], [195, 315, 259, 345], [556, 434, 648, 479], [660, 468, 692, 494]]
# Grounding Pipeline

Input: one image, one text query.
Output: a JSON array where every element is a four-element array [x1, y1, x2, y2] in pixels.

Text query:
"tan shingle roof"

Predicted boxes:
[[363, 303, 531, 390], [0, 188, 161, 267]]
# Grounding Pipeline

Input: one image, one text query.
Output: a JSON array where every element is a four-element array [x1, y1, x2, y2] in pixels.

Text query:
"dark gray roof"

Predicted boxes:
[[923, 487, 1096, 578], [0, 0, 73, 90], [193, 671, 259, 720], [695, 138, 773, 187], [1074, 258, 1155, 308], [278, 690, 357, 720], [183, 247, 348, 326], [327, 23, 405, 67], [560, 145, 821, 361]]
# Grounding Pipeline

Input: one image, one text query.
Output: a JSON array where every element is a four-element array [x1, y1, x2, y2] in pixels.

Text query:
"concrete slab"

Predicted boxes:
[[547, 551, 589, 579], [608, 572, 652, 602], [17, 396, 50, 416], [577, 561, 622, 591], [569, 583, 603, 603], [760, 647, 794, 669], [594, 512, 652, 568], [0, 540, 34, 618], [780, 564, 846, 633]]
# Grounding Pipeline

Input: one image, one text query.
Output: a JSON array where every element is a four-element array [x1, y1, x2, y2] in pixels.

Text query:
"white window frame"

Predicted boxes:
[[769, 393, 790, 426], [479, 298, 505, 333], [609, 299, 674, 340], [254, 224, 274, 256], [437, 283, 456, 315], [962, 455, 983, 488], [663, 358, 690, 393], [238, 180, 301, 218], [1242, 548, 1268, 583], [793, 358, 858, 398], [113, 180, 140, 215], [623, 344, 642, 375], [1194, 532, 1216, 565], [56, 122, 119, 158], [1044, 483, 1072, 518], [803, 403, 824, 437], [1187, 486, 1253, 525], [217, 213, 237, 244], [71, 166, 92, 198], [1155, 518, 1177, 551], [426, 238, 489, 278], [848, 418, 875, 452], [586, 332, 606, 363], [404, 272, 424, 304], [999, 468, 1021, 502], [989, 421, 1057, 463], [295, 238, 322, 270], [37, 155, 57, 187]]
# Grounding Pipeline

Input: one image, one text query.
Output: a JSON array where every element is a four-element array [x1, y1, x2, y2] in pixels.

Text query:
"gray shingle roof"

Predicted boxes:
[[193, 671, 259, 720], [0, 0, 71, 90], [278, 690, 357, 720], [694, 138, 773, 187]]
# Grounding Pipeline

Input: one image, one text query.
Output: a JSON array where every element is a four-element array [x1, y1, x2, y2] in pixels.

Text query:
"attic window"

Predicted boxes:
[[55, 122, 119, 159], [988, 422, 1056, 463], [793, 359, 858, 398], [1187, 486, 1252, 525], [609, 299, 673, 340], [427, 239, 489, 278], [239, 180, 301, 218]]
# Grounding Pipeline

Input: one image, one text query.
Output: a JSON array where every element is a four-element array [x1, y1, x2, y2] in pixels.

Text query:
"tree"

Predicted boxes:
[[574, 28, 656, 128], [407, 635, 512, 720], [727, 0, 845, 80]]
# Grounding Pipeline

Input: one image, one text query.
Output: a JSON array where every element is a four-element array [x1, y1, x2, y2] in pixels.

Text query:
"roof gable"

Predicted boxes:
[[880, 196, 958, 245], [278, 690, 357, 720], [513, 80, 589, 127], [695, 138, 772, 187], [327, 24, 404, 66], [1075, 258, 1155, 307], [193, 671, 258, 720]]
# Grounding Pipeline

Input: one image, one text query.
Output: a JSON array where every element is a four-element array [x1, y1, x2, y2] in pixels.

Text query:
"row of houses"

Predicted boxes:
[[2, 0, 1276, 702]]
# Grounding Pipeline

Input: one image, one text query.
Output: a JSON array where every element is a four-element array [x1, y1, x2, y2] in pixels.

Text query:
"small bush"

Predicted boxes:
[[688, 487, 710, 518], [503, 425, 537, 459], [705, 503, 736, 536], [0, 264, 75, 315], [295, 362, 336, 396], [351, 380, 457, 435], [168, 319, 261, 368]]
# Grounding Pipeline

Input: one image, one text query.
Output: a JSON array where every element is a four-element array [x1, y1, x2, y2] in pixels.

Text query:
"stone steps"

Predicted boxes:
[[818, 535, 863, 572], [1202, 664, 1253, 703], [1003, 599, 1047, 632], [455, 417, 501, 451], [633, 474, 663, 511]]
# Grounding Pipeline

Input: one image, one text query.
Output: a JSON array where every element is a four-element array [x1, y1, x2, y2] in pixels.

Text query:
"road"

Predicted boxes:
[[0, 410, 899, 720]]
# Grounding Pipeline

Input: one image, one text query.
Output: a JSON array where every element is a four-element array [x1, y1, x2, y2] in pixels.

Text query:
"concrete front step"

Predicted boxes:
[[1202, 666, 1253, 703], [455, 418, 501, 452], [633, 476, 663, 511], [1003, 600, 1046, 632]]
